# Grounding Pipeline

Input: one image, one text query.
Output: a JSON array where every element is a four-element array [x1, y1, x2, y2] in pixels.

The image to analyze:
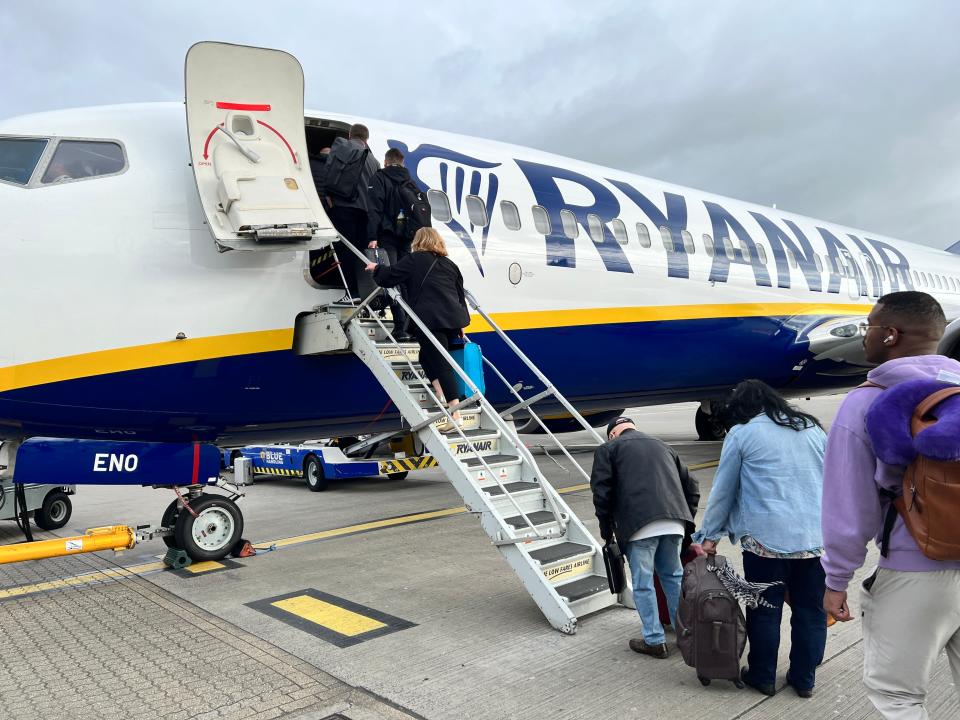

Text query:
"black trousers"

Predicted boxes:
[[327, 205, 367, 298], [415, 327, 461, 402], [742, 552, 827, 691]]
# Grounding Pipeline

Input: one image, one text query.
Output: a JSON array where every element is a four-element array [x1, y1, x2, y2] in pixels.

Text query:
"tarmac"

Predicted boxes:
[[0, 398, 957, 719]]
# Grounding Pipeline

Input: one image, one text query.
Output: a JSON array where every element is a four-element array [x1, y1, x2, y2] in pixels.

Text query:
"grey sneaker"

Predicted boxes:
[[628, 638, 669, 658]]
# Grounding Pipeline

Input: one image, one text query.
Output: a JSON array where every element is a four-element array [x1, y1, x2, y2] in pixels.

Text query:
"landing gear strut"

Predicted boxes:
[[695, 403, 726, 442]]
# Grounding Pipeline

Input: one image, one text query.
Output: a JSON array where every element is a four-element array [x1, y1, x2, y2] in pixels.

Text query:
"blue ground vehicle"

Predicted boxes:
[[227, 440, 437, 492]]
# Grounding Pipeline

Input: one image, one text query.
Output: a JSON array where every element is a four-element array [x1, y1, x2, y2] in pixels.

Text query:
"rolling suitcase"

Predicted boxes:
[[675, 554, 747, 688]]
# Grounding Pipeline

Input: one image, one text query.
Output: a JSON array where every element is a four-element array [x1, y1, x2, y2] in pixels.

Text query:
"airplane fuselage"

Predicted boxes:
[[2, 103, 959, 444]]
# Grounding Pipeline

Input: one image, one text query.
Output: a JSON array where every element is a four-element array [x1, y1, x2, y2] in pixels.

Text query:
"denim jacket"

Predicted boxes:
[[692, 413, 826, 554]]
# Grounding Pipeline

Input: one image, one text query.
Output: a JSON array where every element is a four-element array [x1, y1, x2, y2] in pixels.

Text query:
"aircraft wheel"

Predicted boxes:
[[387, 471, 409, 481], [174, 494, 243, 561], [161, 499, 180, 548], [695, 406, 725, 441], [304, 455, 328, 492], [33, 490, 72, 531]]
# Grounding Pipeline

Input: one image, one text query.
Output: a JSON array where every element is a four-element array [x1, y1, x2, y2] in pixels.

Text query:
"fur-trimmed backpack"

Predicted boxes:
[[865, 378, 960, 561]]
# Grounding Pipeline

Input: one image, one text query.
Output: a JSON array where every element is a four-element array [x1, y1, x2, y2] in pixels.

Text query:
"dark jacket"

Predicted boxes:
[[367, 164, 412, 244], [318, 137, 380, 212], [590, 429, 700, 553], [373, 251, 470, 330]]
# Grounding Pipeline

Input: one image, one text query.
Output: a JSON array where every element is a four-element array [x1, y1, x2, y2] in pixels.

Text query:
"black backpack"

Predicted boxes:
[[395, 180, 432, 241], [321, 144, 369, 202]]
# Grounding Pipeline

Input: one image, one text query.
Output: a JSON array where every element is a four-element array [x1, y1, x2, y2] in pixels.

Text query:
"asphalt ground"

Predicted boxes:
[[0, 398, 958, 719]]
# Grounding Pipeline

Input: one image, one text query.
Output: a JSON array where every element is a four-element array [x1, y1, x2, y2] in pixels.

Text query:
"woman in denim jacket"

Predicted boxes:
[[693, 380, 827, 699]]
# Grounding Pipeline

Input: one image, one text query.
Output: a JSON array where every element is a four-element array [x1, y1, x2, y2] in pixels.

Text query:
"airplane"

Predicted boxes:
[[1, 39, 959, 457]]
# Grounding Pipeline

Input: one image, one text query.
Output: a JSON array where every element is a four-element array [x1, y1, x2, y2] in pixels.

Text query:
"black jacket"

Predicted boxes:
[[367, 165, 412, 244], [373, 251, 470, 330], [590, 429, 700, 553]]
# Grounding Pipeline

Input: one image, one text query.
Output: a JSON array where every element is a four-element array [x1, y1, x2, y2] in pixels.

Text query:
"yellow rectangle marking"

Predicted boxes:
[[185, 560, 225, 574], [271, 595, 386, 636]]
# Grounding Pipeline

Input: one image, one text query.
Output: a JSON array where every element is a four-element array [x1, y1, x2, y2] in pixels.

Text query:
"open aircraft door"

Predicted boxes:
[[185, 41, 337, 252]]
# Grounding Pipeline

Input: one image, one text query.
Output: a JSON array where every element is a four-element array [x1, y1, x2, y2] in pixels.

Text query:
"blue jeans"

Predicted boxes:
[[742, 552, 827, 691], [626, 534, 683, 646]]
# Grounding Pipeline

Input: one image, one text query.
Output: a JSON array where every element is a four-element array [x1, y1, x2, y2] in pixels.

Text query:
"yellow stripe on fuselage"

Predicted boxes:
[[0, 302, 868, 393]]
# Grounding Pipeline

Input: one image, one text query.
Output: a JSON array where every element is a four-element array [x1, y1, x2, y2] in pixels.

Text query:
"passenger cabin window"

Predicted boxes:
[[636, 222, 652, 248], [427, 189, 452, 222], [41, 140, 124, 184], [465, 194, 488, 227], [936, 275, 944, 289], [702, 234, 715, 257], [500, 201, 521, 231], [814, 254, 823, 273], [681, 230, 695, 254], [0, 137, 48, 185], [611, 218, 628, 245], [586, 213, 604, 243], [560, 209, 579, 239], [659, 226, 672, 252], [913, 270, 921, 287], [756, 245, 768, 264], [721, 236, 734, 259], [531, 205, 551, 235]]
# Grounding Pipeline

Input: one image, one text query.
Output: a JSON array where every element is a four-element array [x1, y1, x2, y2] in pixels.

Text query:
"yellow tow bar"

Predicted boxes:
[[0, 525, 136, 565]]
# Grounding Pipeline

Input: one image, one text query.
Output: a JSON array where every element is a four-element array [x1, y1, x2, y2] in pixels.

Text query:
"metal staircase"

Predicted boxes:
[[297, 281, 627, 634]]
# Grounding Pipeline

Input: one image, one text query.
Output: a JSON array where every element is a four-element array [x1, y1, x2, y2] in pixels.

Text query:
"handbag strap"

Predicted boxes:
[[411, 256, 439, 309]]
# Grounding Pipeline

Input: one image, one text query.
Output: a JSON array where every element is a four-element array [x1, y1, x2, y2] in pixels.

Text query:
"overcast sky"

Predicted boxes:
[[2, 1, 958, 248]]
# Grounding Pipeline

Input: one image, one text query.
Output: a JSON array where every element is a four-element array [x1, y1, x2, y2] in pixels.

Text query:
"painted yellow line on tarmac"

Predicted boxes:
[[261, 505, 467, 550], [272, 595, 387, 636], [0, 560, 165, 600]]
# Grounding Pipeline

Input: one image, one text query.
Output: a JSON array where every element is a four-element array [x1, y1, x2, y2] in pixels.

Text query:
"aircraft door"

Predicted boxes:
[[185, 42, 337, 252]]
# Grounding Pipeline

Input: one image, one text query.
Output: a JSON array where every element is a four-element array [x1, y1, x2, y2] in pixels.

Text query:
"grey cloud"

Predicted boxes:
[[2, 0, 957, 248]]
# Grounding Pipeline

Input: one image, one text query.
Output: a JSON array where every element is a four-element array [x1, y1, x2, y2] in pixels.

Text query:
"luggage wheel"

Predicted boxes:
[[698, 676, 711, 687]]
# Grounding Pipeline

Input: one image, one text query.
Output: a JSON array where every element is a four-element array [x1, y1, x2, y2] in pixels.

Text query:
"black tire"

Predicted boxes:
[[695, 407, 726, 441], [386, 471, 409, 481], [173, 494, 244, 561], [161, 499, 180, 548], [304, 455, 328, 492], [34, 490, 72, 531], [699, 676, 711, 687]]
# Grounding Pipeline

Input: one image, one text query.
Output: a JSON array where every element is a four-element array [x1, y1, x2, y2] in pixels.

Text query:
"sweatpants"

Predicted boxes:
[[860, 567, 960, 719]]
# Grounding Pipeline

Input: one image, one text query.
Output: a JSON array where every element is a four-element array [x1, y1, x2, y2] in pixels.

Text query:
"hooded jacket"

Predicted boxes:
[[367, 165, 413, 244], [821, 355, 960, 592]]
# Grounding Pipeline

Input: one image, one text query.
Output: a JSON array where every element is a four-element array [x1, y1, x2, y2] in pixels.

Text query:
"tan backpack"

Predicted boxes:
[[870, 385, 960, 561]]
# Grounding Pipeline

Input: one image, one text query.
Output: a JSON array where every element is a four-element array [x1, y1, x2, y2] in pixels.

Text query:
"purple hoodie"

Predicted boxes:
[[821, 355, 960, 592]]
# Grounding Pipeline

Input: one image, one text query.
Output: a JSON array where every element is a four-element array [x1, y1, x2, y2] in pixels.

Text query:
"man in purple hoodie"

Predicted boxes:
[[822, 291, 960, 719]]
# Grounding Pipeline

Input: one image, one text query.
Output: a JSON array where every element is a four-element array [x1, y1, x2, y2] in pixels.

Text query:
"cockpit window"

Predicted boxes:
[[41, 140, 125, 184], [0, 137, 48, 185]]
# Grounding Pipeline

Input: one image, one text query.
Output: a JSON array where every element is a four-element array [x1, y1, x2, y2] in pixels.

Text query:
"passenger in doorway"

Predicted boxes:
[[367, 147, 416, 341], [821, 291, 960, 719], [590, 417, 700, 659], [694, 380, 827, 699], [316, 124, 380, 301], [364, 227, 470, 431]]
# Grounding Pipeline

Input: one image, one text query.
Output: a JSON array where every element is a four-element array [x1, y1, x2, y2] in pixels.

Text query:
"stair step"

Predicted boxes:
[[483, 481, 539, 497], [504, 510, 556, 529], [555, 574, 609, 603], [528, 542, 593, 565], [462, 454, 520, 469]]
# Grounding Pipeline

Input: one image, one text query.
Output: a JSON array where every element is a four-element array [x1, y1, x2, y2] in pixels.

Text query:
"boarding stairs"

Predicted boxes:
[[296, 273, 627, 634]]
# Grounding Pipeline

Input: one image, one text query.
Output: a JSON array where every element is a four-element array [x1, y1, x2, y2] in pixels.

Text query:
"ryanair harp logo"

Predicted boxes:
[[389, 140, 501, 276]]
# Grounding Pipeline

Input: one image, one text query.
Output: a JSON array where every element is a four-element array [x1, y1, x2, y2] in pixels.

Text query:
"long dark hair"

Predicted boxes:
[[721, 379, 822, 431]]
